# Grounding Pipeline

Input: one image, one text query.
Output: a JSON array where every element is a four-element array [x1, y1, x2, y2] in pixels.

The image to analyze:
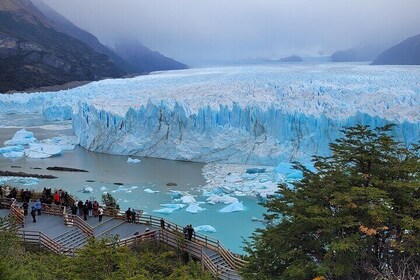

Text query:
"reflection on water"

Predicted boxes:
[[0, 115, 266, 254]]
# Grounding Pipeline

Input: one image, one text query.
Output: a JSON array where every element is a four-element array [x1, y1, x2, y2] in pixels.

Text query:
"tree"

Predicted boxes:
[[243, 125, 419, 280]]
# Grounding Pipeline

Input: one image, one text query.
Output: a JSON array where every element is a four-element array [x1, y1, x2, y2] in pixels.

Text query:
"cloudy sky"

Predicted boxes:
[[42, 0, 420, 65]]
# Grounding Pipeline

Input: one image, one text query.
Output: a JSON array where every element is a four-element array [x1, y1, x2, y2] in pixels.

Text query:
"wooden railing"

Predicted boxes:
[[0, 197, 13, 209], [114, 230, 158, 247], [64, 214, 93, 236], [18, 230, 62, 254], [10, 199, 24, 227], [42, 203, 65, 216]]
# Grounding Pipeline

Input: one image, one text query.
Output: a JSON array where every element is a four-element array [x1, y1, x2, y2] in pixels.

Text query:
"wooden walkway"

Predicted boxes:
[[0, 198, 245, 280]]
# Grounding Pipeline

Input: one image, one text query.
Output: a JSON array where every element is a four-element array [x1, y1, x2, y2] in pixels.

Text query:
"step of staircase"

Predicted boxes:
[[94, 218, 126, 237], [53, 228, 87, 249], [206, 252, 242, 280]]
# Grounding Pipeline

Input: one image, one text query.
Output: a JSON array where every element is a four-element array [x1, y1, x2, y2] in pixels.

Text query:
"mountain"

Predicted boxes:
[[330, 45, 384, 62], [0, 0, 124, 93], [372, 34, 420, 65], [30, 0, 138, 74], [278, 55, 302, 62], [114, 39, 188, 73]]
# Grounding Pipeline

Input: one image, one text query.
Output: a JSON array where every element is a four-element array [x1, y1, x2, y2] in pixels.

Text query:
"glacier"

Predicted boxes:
[[0, 65, 419, 165]]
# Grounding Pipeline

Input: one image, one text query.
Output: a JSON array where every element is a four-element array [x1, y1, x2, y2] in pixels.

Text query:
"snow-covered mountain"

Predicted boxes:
[[1, 65, 419, 165]]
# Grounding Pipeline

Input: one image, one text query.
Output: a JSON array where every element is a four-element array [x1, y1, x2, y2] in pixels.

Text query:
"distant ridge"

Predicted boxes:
[[0, 0, 124, 93], [278, 55, 302, 62], [114, 39, 188, 73], [330, 45, 384, 62], [31, 0, 187, 73], [30, 0, 138, 74], [372, 33, 420, 65]]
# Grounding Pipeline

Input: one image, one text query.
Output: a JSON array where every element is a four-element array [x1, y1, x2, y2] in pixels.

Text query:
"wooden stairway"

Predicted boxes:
[[53, 227, 88, 250]]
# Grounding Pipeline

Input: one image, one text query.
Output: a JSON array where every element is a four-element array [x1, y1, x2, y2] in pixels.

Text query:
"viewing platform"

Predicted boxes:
[[0, 197, 245, 280]]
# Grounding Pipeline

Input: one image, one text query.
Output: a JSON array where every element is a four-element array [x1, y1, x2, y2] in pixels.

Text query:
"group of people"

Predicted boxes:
[[183, 224, 195, 241], [21, 199, 42, 223], [125, 207, 138, 223], [73, 199, 103, 221]]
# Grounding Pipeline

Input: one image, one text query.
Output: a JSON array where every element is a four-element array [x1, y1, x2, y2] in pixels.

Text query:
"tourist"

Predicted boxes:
[[19, 189, 25, 202], [92, 200, 99, 217], [34, 199, 42, 215], [131, 209, 136, 223], [160, 218, 165, 229], [23, 189, 31, 203], [82, 203, 88, 221], [98, 207, 103, 222], [125, 207, 132, 223], [77, 200, 83, 216], [53, 191, 60, 205], [71, 203, 77, 215], [187, 224, 195, 241], [87, 200, 93, 217], [30, 206, 37, 223], [22, 201, 29, 216], [183, 225, 188, 239]]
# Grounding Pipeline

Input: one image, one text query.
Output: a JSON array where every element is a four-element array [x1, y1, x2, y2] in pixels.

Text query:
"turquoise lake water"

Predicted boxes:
[[0, 114, 266, 254]]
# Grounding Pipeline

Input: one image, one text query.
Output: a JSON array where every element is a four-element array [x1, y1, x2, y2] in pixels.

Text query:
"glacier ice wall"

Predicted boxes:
[[1, 65, 419, 165], [73, 101, 419, 165]]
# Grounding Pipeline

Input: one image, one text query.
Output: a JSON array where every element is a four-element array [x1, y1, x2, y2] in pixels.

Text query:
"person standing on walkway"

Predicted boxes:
[[77, 200, 83, 216], [22, 201, 29, 216], [71, 203, 77, 215], [187, 224, 195, 241], [53, 191, 60, 205], [160, 218, 165, 229], [87, 200, 93, 217], [131, 209, 136, 224], [92, 201, 99, 217], [82, 203, 88, 221], [126, 207, 131, 223], [34, 199, 42, 215], [30, 206, 37, 223], [98, 207, 103, 222]]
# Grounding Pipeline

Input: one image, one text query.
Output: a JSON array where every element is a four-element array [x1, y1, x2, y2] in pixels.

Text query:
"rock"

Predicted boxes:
[[46, 166, 88, 172]]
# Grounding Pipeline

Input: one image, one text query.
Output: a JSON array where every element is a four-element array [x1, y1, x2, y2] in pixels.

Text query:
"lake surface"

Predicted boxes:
[[0, 114, 266, 254]]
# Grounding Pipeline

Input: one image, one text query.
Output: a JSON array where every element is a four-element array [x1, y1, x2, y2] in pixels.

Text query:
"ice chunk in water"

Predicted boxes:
[[4, 129, 36, 146], [127, 157, 141, 163], [194, 225, 216, 232], [186, 203, 205, 213], [25, 143, 62, 158], [219, 201, 244, 213]]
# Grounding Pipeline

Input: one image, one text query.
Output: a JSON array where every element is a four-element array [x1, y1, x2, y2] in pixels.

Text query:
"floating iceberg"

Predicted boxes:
[[186, 203, 205, 213], [206, 194, 239, 205], [194, 225, 216, 233], [169, 190, 188, 199], [180, 195, 196, 204], [0, 145, 24, 158], [127, 157, 141, 163], [82, 186, 93, 193], [160, 203, 186, 209], [144, 188, 159, 193], [25, 143, 62, 159], [0, 176, 40, 186], [219, 201, 245, 213], [4, 129, 36, 146], [154, 203, 185, 214]]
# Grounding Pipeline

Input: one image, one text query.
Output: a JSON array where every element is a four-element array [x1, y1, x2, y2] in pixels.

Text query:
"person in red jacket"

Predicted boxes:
[[53, 191, 60, 205]]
